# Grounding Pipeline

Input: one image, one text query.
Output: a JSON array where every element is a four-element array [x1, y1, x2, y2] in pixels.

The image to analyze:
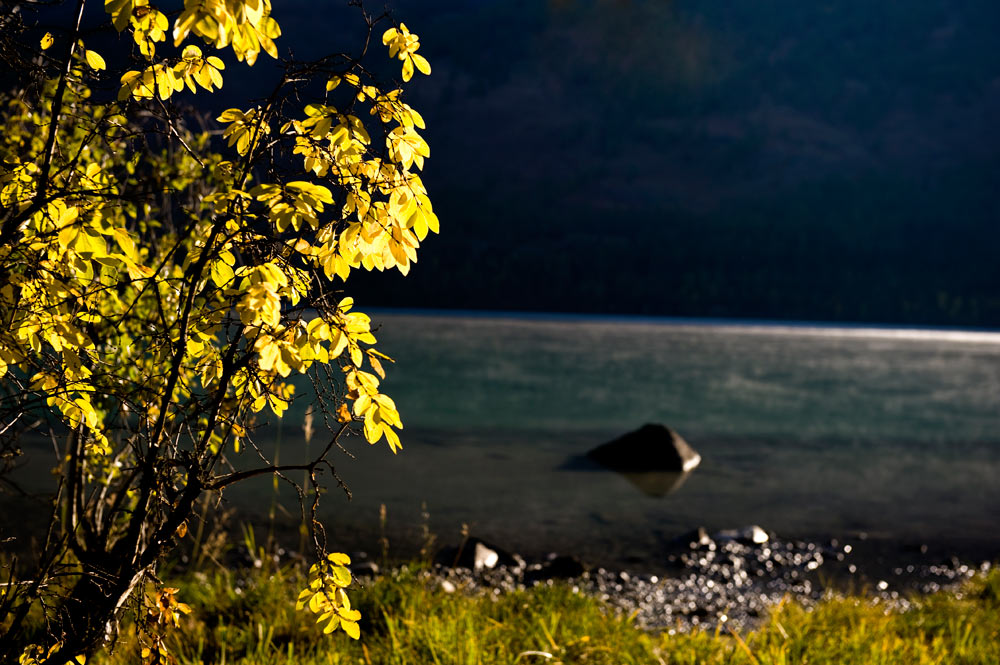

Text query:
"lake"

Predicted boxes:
[[239, 311, 1000, 567]]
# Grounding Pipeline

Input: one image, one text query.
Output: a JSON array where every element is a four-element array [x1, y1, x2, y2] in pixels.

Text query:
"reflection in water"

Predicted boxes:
[[619, 470, 692, 498], [558, 455, 693, 498]]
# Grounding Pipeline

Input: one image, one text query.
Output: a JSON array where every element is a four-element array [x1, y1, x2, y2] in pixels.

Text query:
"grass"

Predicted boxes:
[[87, 560, 1000, 665]]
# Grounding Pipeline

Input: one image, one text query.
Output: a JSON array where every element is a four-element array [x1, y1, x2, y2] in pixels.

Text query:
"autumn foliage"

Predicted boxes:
[[0, 1, 435, 662]]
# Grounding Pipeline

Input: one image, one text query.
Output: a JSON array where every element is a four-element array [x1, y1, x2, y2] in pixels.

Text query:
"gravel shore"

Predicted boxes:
[[383, 528, 995, 634]]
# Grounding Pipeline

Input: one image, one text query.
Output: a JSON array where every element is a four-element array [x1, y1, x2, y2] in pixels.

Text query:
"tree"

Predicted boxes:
[[0, 2, 437, 662]]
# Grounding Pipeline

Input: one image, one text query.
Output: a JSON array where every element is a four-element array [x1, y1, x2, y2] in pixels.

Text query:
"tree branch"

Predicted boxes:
[[205, 421, 350, 490], [0, 0, 87, 245]]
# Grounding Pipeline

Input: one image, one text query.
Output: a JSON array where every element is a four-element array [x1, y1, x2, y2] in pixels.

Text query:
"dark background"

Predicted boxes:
[[344, 0, 1000, 326], [26, 0, 1000, 326]]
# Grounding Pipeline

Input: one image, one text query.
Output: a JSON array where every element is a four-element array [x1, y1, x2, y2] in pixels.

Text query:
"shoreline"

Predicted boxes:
[[228, 515, 997, 633], [366, 307, 1000, 339], [308, 516, 1000, 581], [387, 530, 994, 633]]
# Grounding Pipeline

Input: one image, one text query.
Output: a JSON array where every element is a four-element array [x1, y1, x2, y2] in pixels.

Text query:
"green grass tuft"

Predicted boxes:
[[90, 564, 1000, 665]]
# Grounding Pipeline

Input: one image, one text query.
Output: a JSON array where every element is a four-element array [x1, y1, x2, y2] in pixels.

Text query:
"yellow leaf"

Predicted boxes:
[[368, 353, 385, 379], [268, 393, 289, 416], [412, 53, 431, 75], [349, 343, 363, 368], [338, 607, 362, 622], [327, 552, 352, 565], [85, 50, 106, 71], [210, 260, 235, 287], [258, 341, 279, 371], [106, 0, 134, 32], [353, 393, 371, 417], [41, 33, 54, 50], [426, 210, 440, 234], [369, 349, 395, 362], [336, 403, 352, 423], [363, 408, 379, 443], [186, 338, 204, 356], [342, 619, 361, 639], [382, 424, 401, 453], [330, 565, 352, 587], [58, 224, 78, 249], [374, 392, 398, 413], [112, 228, 135, 258], [306, 317, 330, 341]]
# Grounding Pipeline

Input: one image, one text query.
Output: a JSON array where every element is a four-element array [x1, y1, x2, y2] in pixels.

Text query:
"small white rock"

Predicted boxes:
[[474, 542, 499, 570]]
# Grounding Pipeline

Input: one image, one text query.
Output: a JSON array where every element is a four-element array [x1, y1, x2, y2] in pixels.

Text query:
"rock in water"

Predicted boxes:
[[674, 527, 716, 550], [435, 538, 524, 571], [474, 542, 499, 570], [714, 525, 769, 545], [587, 424, 701, 473], [525, 554, 588, 582]]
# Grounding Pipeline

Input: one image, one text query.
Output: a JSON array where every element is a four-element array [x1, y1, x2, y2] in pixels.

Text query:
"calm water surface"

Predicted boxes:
[[239, 312, 1000, 566]]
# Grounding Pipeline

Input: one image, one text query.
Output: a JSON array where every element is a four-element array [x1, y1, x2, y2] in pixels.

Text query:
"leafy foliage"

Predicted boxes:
[[0, 1, 436, 662], [295, 553, 362, 639]]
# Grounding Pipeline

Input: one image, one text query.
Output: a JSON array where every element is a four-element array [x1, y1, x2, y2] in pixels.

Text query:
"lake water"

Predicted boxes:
[[244, 312, 1000, 567]]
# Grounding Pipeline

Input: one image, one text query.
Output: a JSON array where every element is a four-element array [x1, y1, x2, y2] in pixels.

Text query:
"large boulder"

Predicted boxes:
[[587, 424, 701, 473]]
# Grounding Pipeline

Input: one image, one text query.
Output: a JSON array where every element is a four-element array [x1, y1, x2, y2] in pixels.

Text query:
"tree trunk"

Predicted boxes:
[[41, 558, 146, 665]]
